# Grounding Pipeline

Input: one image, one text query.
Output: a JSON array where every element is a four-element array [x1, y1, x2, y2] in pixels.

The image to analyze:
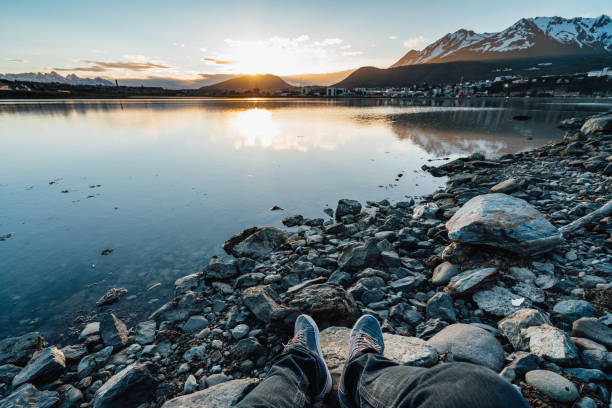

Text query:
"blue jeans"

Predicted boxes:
[[236, 346, 529, 408]]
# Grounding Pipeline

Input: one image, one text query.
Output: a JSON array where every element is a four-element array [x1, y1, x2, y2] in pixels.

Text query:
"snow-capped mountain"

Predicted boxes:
[[0, 71, 113, 86], [391, 15, 612, 67]]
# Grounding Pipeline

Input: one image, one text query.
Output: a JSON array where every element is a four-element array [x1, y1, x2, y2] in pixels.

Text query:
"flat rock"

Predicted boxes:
[[223, 227, 287, 259], [446, 194, 563, 256], [134, 320, 156, 345], [91, 362, 158, 408], [490, 178, 520, 193], [0, 332, 46, 365], [161, 378, 258, 408], [572, 317, 612, 348], [427, 323, 504, 371], [445, 267, 497, 296], [553, 300, 595, 322], [472, 286, 532, 316], [12, 346, 66, 387], [525, 370, 578, 403], [498, 308, 551, 350], [100, 313, 128, 348], [0, 384, 59, 408], [522, 325, 579, 364]]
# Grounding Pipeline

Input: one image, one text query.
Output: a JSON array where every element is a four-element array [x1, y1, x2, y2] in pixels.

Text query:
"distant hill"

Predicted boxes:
[[334, 55, 612, 88], [200, 74, 294, 93], [391, 15, 612, 68], [282, 69, 355, 86]]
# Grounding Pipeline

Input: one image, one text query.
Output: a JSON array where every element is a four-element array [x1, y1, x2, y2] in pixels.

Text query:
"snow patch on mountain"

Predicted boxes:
[[0, 71, 113, 86]]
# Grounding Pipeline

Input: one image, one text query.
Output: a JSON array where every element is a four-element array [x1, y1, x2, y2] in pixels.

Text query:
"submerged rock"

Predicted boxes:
[[96, 288, 128, 307], [446, 194, 563, 256]]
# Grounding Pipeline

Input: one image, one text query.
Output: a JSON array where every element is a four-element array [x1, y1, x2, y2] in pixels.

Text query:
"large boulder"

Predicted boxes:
[[223, 227, 287, 259], [446, 194, 563, 256], [580, 114, 612, 135], [242, 285, 290, 324], [0, 332, 46, 366], [0, 384, 59, 408], [287, 284, 360, 328], [12, 347, 66, 387], [91, 362, 158, 408], [162, 378, 258, 408], [320, 326, 438, 400], [427, 323, 505, 372]]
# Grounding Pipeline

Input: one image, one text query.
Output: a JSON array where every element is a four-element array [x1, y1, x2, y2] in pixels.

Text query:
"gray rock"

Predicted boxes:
[[511, 282, 545, 303], [12, 346, 66, 387], [182, 316, 209, 333], [242, 285, 289, 323], [100, 313, 128, 348], [572, 317, 612, 348], [56, 384, 83, 408], [174, 273, 202, 297], [162, 378, 258, 408], [564, 368, 607, 383], [231, 324, 250, 340], [205, 258, 238, 280], [380, 250, 401, 267], [336, 199, 362, 220], [499, 352, 541, 382], [282, 215, 304, 227], [224, 227, 288, 259], [573, 397, 598, 408], [413, 202, 438, 220], [581, 349, 612, 370], [287, 284, 359, 327], [0, 332, 46, 365], [0, 364, 21, 384], [416, 318, 449, 340], [580, 114, 612, 135], [96, 288, 128, 307], [472, 286, 532, 316], [91, 362, 157, 408], [232, 338, 264, 359], [347, 277, 385, 301], [432, 262, 461, 286], [445, 267, 497, 296], [525, 370, 578, 403], [0, 384, 59, 408], [426, 292, 456, 322], [61, 344, 87, 363], [184, 374, 197, 394], [427, 323, 505, 371], [337, 239, 379, 271], [508, 267, 536, 282], [570, 337, 607, 352], [150, 291, 201, 324], [498, 308, 551, 350], [553, 300, 595, 323], [490, 178, 520, 193], [206, 374, 229, 387], [77, 346, 113, 378], [522, 325, 579, 364], [446, 194, 563, 255], [78, 322, 100, 341], [134, 320, 156, 345]]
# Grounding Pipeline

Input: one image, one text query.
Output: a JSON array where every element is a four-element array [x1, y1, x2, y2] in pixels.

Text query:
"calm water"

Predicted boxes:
[[1, 97, 611, 342]]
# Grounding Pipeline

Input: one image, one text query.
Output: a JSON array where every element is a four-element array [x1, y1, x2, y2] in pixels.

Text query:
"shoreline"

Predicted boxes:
[[0, 113, 610, 407]]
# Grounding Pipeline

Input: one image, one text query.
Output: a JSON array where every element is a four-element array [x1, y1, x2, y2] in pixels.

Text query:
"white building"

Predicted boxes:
[[326, 87, 347, 97], [587, 67, 611, 77]]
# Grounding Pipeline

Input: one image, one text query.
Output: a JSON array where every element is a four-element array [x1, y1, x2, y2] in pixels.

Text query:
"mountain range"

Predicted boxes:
[[0, 71, 113, 86], [391, 15, 612, 67], [199, 74, 293, 93]]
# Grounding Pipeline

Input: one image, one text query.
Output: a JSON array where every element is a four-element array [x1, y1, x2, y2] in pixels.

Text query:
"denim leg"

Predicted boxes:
[[235, 345, 319, 408], [343, 352, 529, 408]]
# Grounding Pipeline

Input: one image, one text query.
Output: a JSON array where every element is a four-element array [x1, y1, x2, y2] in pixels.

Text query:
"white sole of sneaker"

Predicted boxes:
[[301, 314, 333, 398]]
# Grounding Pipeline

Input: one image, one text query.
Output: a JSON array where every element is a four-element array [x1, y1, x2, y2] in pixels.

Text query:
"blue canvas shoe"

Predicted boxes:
[[284, 314, 332, 399], [338, 314, 384, 407]]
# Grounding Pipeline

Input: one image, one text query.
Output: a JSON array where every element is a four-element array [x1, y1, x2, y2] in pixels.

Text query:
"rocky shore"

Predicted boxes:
[[1, 113, 611, 408]]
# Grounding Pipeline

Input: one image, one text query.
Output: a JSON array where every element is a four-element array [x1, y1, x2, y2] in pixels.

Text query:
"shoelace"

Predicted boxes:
[[353, 332, 382, 354], [284, 329, 307, 348]]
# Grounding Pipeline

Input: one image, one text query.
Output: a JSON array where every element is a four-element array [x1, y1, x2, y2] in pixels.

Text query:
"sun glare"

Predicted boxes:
[[232, 108, 280, 148]]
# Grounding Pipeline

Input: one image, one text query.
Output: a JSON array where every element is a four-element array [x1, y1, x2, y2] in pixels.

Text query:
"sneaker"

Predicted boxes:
[[284, 314, 332, 399], [338, 315, 384, 407]]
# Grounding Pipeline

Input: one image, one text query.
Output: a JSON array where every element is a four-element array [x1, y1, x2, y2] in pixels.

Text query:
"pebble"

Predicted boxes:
[[525, 370, 579, 403]]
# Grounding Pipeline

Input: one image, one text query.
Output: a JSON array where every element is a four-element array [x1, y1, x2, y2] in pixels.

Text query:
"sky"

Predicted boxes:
[[1, 0, 611, 78]]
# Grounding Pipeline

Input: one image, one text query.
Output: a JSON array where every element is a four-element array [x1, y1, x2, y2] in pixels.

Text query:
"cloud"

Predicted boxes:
[[203, 57, 236, 65], [200, 47, 208, 53], [53, 59, 170, 73], [342, 51, 363, 57], [7, 58, 27, 63], [340, 44, 351, 50], [315, 38, 343, 46], [389, 35, 397, 40], [403, 36, 427, 49]]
